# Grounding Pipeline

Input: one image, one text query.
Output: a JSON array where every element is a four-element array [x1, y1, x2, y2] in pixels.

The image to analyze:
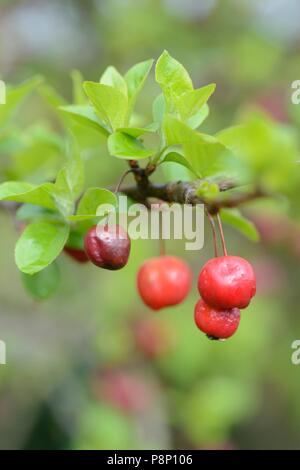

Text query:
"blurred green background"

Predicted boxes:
[[1, 0, 300, 450]]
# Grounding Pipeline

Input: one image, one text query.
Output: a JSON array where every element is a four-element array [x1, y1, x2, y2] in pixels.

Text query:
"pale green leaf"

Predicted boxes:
[[0, 76, 43, 125], [71, 70, 86, 105], [162, 151, 197, 175], [125, 59, 153, 109], [0, 181, 56, 209], [83, 82, 128, 131], [100, 66, 128, 98], [188, 104, 210, 129], [155, 51, 193, 108], [221, 208, 260, 242], [152, 93, 165, 124], [176, 84, 215, 121], [108, 131, 155, 159], [59, 105, 109, 136], [117, 123, 158, 138]]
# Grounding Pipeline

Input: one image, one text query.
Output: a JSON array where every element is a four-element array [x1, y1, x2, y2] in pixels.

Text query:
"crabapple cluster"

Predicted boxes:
[[65, 222, 256, 342], [195, 256, 256, 340]]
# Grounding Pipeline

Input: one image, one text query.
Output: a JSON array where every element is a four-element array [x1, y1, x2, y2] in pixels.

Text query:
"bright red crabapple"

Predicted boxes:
[[194, 299, 240, 340], [64, 246, 89, 263], [198, 256, 256, 310], [137, 256, 192, 310], [84, 224, 130, 270]]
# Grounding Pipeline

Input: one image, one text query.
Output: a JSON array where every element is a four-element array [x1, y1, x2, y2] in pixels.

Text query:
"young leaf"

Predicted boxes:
[[155, 51, 193, 107], [108, 131, 155, 159], [220, 208, 260, 242], [46, 148, 84, 217], [176, 84, 215, 122], [0, 76, 43, 125], [163, 115, 238, 179], [15, 222, 69, 275], [83, 82, 128, 131], [38, 83, 66, 108], [21, 262, 60, 300], [71, 70, 86, 105], [68, 188, 117, 221], [188, 103, 209, 129], [125, 59, 154, 109], [100, 66, 128, 98], [0, 181, 56, 210], [16, 204, 63, 223], [161, 151, 197, 175], [59, 105, 110, 136], [152, 93, 165, 124], [117, 123, 158, 138]]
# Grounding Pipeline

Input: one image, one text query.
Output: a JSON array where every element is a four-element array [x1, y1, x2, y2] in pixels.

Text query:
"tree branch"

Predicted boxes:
[[120, 180, 267, 213]]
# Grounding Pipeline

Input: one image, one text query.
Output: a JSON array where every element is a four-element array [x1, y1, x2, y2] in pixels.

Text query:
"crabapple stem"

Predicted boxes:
[[159, 211, 166, 256], [216, 213, 228, 256], [159, 237, 166, 256], [205, 208, 218, 257]]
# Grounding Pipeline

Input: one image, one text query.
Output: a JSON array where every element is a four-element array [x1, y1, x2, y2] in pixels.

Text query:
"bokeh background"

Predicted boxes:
[[1, 0, 300, 450]]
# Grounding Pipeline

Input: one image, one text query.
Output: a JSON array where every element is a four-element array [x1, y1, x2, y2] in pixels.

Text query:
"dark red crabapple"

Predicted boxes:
[[198, 255, 256, 310], [137, 256, 192, 310], [64, 246, 89, 263], [84, 224, 130, 270], [194, 299, 240, 340]]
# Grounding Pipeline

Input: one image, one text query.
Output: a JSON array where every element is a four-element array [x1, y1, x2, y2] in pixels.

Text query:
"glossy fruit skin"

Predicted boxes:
[[64, 246, 89, 263], [137, 256, 192, 310], [198, 256, 256, 309], [84, 224, 130, 270], [194, 299, 240, 339]]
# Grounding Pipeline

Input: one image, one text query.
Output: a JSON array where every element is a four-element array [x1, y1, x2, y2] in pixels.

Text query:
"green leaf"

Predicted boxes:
[[188, 104, 209, 129], [15, 222, 69, 275], [71, 70, 86, 105], [125, 59, 153, 110], [100, 66, 128, 98], [152, 93, 165, 124], [68, 188, 117, 221], [59, 105, 109, 136], [220, 208, 260, 242], [44, 138, 84, 217], [163, 115, 238, 179], [21, 262, 60, 300], [117, 123, 158, 138], [66, 230, 85, 250], [16, 204, 63, 223], [108, 131, 155, 159], [176, 84, 215, 121], [155, 51, 193, 108], [38, 83, 66, 108], [83, 82, 128, 131], [161, 151, 196, 175], [0, 76, 43, 125], [196, 181, 220, 199], [0, 181, 56, 210]]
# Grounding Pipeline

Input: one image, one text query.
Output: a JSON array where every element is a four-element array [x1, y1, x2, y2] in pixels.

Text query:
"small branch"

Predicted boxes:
[[120, 180, 267, 212]]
